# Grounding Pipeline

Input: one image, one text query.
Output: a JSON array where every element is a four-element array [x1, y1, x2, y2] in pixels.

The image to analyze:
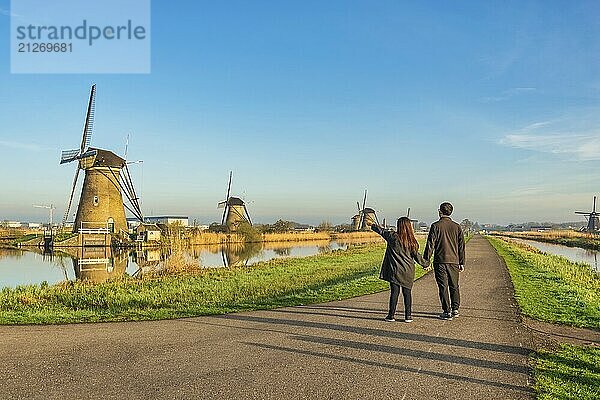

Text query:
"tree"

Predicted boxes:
[[317, 221, 333, 232], [460, 219, 474, 235], [208, 222, 227, 233], [236, 222, 262, 243], [272, 219, 294, 233]]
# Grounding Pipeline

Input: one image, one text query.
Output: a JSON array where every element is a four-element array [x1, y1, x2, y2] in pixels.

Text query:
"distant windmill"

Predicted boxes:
[[575, 196, 600, 233], [406, 207, 419, 231], [33, 204, 56, 227], [60, 85, 144, 234], [351, 190, 377, 231], [217, 171, 252, 231]]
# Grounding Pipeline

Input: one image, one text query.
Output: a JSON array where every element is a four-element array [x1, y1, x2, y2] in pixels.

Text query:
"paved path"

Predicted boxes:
[[0, 236, 534, 399]]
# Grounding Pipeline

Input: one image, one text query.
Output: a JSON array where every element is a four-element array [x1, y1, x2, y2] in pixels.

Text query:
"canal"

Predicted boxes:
[[0, 237, 382, 288], [511, 238, 600, 273]]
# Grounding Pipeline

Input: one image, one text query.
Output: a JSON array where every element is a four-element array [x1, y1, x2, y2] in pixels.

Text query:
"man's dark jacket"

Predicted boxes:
[[423, 216, 465, 265]]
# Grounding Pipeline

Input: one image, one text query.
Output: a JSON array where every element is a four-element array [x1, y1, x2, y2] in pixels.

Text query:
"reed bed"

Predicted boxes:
[[185, 230, 378, 245], [487, 236, 600, 329]]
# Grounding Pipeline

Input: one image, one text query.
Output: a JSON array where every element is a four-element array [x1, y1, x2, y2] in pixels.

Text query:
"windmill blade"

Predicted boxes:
[[359, 189, 367, 228], [124, 132, 131, 160], [225, 171, 232, 202], [60, 149, 80, 164], [575, 211, 592, 215], [217, 201, 227, 209], [356, 202, 361, 214], [243, 205, 253, 226], [407, 207, 411, 218], [80, 84, 96, 153], [594, 196, 597, 213], [221, 171, 233, 225], [62, 167, 81, 226]]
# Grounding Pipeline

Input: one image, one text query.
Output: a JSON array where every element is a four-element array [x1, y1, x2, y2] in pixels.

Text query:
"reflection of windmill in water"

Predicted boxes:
[[60, 85, 144, 237], [575, 196, 600, 233], [217, 171, 252, 232], [351, 190, 377, 231], [220, 242, 262, 267]]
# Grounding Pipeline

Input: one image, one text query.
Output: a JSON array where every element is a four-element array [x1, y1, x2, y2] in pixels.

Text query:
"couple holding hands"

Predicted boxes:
[[372, 202, 466, 322]]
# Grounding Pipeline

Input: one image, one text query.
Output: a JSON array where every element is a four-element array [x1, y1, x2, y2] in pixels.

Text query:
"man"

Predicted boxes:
[[423, 202, 465, 320]]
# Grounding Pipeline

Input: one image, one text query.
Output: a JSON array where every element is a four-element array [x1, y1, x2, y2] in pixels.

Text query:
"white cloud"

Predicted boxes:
[[482, 87, 537, 103], [500, 133, 600, 161]]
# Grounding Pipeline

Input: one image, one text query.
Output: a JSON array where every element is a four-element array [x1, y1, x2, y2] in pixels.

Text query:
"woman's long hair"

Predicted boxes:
[[396, 217, 419, 255]]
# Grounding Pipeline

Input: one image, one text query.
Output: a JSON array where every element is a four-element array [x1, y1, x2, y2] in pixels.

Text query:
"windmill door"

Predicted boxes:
[[107, 218, 115, 233]]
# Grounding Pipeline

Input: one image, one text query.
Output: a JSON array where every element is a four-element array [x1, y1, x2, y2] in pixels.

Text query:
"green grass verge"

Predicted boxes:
[[487, 236, 599, 329], [487, 237, 600, 399], [534, 344, 600, 400], [0, 241, 429, 325]]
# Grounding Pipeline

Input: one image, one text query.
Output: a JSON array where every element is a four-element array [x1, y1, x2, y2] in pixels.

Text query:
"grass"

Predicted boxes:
[[487, 236, 599, 329], [0, 239, 428, 325], [487, 236, 600, 399], [533, 344, 600, 400]]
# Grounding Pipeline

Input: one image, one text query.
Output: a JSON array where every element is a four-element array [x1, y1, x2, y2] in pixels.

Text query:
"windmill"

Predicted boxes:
[[406, 207, 420, 231], [217, 171, 252, 231], [575, 196, 600, 233], [351, 190, 378, 231], [60, 85, 144, 235], [33, 204, 56, 227]]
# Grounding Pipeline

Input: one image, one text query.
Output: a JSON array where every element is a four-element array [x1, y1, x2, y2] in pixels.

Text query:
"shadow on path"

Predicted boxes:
[[246, 341, 534, 394], [219, 313, 530, 356]]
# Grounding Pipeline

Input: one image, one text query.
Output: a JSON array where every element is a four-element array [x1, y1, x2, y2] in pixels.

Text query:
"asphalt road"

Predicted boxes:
[[0, 235, 534, 399]]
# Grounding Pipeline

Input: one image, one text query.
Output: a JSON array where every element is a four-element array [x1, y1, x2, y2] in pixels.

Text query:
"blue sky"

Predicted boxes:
[[1, 1, 599, 225]]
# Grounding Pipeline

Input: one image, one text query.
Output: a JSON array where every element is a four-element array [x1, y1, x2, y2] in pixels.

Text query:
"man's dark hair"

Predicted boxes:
[[439, 202, 453, 216]]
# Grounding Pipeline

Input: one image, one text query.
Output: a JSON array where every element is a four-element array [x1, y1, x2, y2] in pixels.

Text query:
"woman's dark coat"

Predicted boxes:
[[372, 224, 429, 289]]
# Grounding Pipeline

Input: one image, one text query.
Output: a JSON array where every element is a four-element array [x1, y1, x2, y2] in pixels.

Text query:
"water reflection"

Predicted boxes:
[[0, 237, 382, 288]]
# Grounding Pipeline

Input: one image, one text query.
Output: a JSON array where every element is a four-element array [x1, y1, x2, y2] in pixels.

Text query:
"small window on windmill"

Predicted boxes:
[[93, 196, 99, 206]]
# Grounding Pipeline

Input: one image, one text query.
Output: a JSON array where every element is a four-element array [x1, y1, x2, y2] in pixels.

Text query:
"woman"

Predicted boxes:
[[372, 217, 429, 323]]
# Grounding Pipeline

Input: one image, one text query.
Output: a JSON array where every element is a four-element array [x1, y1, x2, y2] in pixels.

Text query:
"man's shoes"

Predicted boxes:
[[451, 309, 460, 317], [404, 317, 413, 323], [384, 317, 396, 322], [439, 312, 453, 320]]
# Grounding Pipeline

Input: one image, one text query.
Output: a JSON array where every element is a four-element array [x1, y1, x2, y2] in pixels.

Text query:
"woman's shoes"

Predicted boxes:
[[384, 316, 396, 322], [404, 316, 413, 323]]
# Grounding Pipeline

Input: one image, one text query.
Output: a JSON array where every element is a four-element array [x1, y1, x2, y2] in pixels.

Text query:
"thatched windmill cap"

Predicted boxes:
[[227, 196, 246, 206], [79, 148, 126, 169]]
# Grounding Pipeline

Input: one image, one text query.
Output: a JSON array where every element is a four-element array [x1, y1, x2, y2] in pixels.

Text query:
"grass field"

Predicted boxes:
[[0, 239, 427, 325], [534, 344, 600, 400], [487, 236, 599, 329], [487, 236, 600, 400]]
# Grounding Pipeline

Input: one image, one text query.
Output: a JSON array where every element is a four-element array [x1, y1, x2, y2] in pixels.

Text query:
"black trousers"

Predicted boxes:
[[434, 263, 460, 313], [388, 282, 412, 319]]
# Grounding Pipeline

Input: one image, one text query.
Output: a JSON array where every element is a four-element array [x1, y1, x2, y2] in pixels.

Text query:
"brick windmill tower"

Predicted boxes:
[[217, 171, 252, 232], [352, 189, 377, 231], [60, 85, 143, 235]]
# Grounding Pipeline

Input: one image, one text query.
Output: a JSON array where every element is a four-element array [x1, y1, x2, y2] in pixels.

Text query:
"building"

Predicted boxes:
[[144, 216, 189, 227], [135, 224, 162, 242]]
